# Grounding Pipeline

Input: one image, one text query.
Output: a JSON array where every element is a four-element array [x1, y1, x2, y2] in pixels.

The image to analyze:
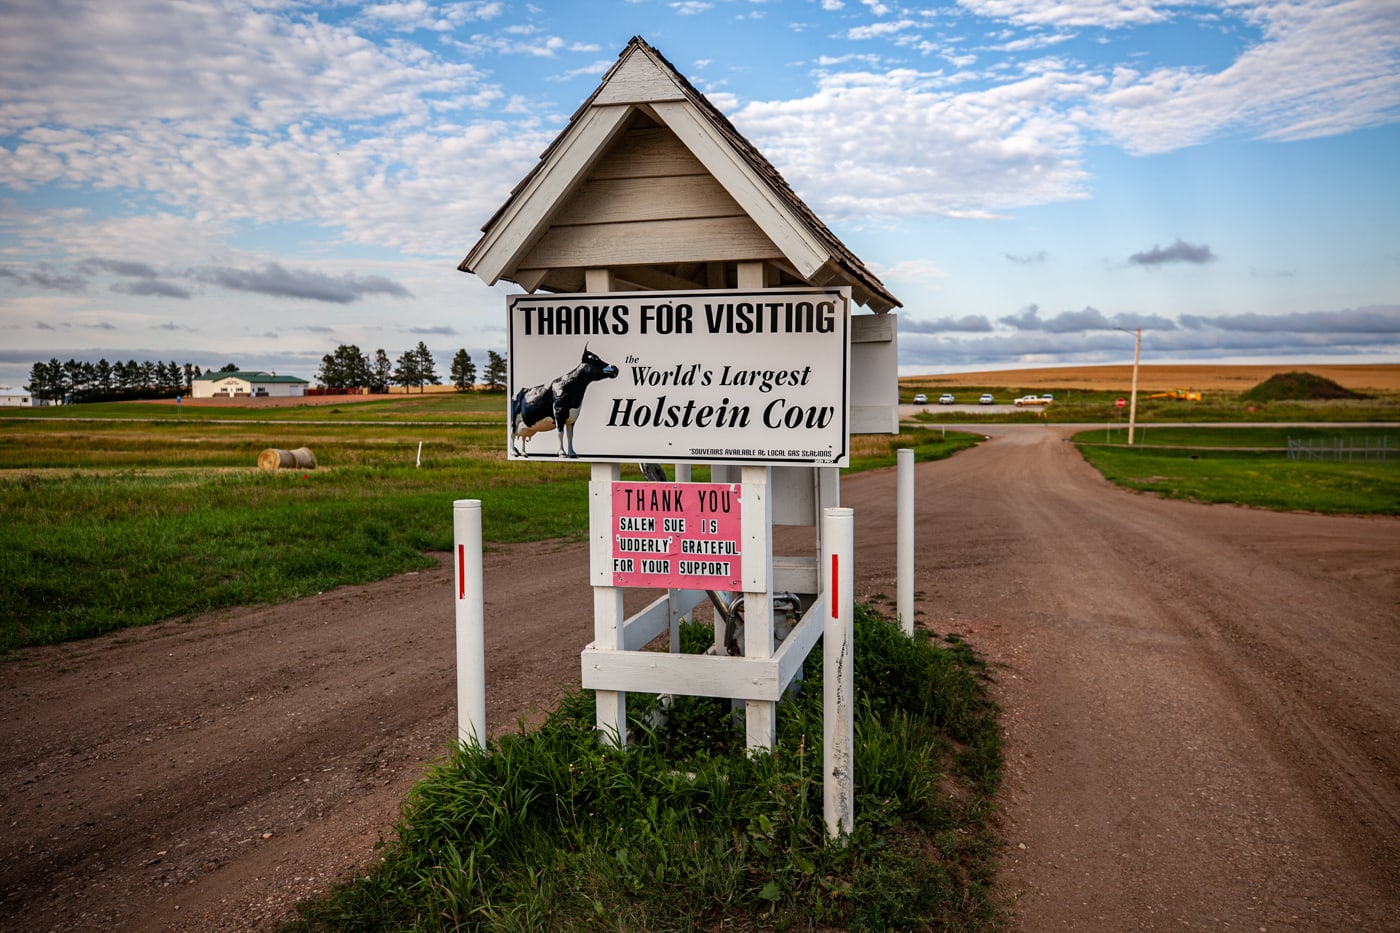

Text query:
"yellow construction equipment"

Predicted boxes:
[[1146, 387, 1203, 401]]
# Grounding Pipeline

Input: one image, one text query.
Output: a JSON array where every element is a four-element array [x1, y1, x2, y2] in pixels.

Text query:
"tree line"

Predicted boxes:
[[316, 342, 506, 393], [25, 357, 212, 404], [21, 344, 509, 404]]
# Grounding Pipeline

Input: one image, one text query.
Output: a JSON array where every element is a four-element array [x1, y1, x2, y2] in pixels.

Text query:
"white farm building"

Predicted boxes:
[[191, 371, 309, 399]]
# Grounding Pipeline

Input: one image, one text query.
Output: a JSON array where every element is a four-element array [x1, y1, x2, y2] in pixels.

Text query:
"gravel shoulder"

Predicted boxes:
[[3, 423, 1397, 931]]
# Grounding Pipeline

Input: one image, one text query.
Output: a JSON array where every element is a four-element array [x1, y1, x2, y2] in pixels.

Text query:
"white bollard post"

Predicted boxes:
[[453, 499, 486, 749], [822, 506, 855, 840], [897, 448, 914, 636]]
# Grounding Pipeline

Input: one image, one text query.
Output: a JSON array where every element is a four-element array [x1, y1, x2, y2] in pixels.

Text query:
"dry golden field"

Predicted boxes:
[[901, 363, 1400, 394]]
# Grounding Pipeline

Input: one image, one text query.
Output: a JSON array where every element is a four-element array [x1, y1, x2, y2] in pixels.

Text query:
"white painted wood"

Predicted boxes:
[[773, 555, 819, 595], [851, 312, 895, 343], [581, 645, 783, 700], [735, 261, 764, 291], [770, 466, 816, 527], [453, 499, 486, 749], [741, 464, 776, 749], [551, 175, 743, 226], [593, 48, 688, 105], [822, 506, 855, 838], [520, 216, 781, 269], [584, 268, 615, 292], [774, 603, 824, 692], [463, 105, 634, 285], [588, 476, 615, 586], [652, 100, 829, 280], [587, 126, 707, 179], [897, 448, 914, 636], [851, 311, 898, 435], [620, 589, 708, 651], [850, 405, 898, 435], [591, 461, 627, 747]]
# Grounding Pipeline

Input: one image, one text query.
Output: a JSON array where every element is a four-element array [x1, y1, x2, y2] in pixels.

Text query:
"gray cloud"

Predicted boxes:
[[0, 263, 87, 292], [90, 258, 158, 278], [1180, 306, 1400, 334], [407, 325, 459, 336], [193, 263, 413, 304], [1128, 239, 1217, 267], [112, 279, 192, 299], [1004, 250, 1048, 264], [900, 315, 995, 333]]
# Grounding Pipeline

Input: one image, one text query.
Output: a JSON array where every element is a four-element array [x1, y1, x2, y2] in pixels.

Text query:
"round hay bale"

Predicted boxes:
[[290, 447, 317, 469], [258, 448, 296, 470]]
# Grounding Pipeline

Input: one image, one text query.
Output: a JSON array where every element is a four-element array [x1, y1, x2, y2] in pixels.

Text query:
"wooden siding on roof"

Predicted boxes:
[[517, 124, 782, 271], [520, 216, 782, 269]]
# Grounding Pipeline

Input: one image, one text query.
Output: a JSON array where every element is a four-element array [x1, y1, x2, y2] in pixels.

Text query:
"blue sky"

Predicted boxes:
[[1, 0, 1397, 389]]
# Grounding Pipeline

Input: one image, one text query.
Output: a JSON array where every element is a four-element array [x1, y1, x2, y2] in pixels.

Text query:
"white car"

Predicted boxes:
[[938, 393, 956, 405], [1014, 394, 1051, 407], [979, 393, 995, 405], [912, 393, 928, 404]]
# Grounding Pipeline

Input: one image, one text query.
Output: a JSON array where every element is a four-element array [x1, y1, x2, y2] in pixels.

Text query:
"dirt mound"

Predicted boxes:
[[1240, 370, 1369, 402]]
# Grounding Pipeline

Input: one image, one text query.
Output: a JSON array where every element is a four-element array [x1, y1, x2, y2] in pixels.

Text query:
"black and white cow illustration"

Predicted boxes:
[[510, 346, 619, 457]]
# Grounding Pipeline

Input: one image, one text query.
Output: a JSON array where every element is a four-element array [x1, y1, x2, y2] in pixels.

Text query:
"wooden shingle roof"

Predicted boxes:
[[460, 37, 900, 313]]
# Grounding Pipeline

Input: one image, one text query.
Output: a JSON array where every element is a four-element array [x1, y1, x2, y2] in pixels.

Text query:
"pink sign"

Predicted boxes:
[[611, 482, 742, 590]]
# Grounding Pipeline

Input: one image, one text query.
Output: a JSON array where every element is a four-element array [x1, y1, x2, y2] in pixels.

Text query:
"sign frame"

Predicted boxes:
[[506, 287, 852, 467]]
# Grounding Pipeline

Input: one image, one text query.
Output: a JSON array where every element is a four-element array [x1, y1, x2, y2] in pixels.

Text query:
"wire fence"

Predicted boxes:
[[1287, 437, 1393, 462]]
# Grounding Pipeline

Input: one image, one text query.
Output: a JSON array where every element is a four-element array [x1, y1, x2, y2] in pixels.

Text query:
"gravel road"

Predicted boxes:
[[3, 423, 1396, 931]]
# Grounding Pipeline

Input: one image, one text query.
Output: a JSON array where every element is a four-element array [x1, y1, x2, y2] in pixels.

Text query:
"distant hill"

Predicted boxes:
[[1240, 371, 1369, 402], [899, 364, 1400, 394]]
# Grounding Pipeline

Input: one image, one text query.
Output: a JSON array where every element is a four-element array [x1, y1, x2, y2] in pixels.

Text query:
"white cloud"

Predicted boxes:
[[1088, 1, 1400, 153], [735, 67, 1095, 219], [957, 0, 1171, 29]]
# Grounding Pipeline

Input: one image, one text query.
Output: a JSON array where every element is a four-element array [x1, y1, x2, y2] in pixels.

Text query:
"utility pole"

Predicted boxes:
[[1115, 327, 1142, 446]]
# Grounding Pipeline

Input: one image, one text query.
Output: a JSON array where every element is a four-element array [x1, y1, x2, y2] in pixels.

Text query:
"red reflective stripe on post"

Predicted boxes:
[[457, 544, 465, 600], [831, 553, 839, 618]]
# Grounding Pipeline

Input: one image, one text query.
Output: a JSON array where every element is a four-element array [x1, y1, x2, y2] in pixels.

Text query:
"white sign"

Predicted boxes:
[[506, 288, 850, 466]]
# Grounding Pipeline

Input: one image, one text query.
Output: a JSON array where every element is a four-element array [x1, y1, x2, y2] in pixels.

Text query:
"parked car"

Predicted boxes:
[[1014, 394, 1051, 407], [912, 393, 928, 404], [979, 393, 995, 405], [938, 393, 956, 405]]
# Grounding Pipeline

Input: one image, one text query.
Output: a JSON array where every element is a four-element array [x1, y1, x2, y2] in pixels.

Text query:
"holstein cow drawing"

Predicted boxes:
[[510, 346, 619, 458]]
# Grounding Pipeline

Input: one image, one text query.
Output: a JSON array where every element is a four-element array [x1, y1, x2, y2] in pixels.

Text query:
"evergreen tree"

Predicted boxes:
[[414, 341, 440, 392], [483, 350, 507, 391], [371, 349, 392, 394], [449, 349, 476, 391], [317, 344, 371, 390], [392, 349, 422, 391]]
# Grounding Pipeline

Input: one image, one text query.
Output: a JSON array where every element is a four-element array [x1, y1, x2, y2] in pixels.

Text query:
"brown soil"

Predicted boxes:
[[3, 424, 1397, 931], [903, 362, 1400, 394]]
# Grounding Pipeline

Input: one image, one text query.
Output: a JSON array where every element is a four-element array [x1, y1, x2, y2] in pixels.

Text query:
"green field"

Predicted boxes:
[[0, 395, 977, 652], [1074, 426, 1400, 515]]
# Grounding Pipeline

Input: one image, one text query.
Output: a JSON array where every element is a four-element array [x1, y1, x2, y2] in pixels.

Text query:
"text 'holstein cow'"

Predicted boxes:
[[510, 346, 619, 458]]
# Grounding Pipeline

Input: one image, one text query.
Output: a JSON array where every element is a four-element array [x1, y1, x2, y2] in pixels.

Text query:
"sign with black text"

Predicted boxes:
[[506, 288, 850, 465]]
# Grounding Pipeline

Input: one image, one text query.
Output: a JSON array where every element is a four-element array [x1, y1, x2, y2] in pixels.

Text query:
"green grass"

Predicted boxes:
[[910, 388, 1400, 423], [1074, 427, 1400, 514], [281, 607, 1004, 932], [0, 399, 980, 652]]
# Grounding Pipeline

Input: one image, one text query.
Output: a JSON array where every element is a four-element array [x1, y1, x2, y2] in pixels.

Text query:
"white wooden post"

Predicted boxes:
[[591, 461, 627, 747], [453, 499, 486, 748], [822, 506, 855, 839], [742, 464, 776, 750], [897, 448, 914, 636]]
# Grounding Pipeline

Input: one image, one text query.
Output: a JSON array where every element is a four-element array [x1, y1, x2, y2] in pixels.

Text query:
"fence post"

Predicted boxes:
[[453, 499, 486, 749], [897, 448, 914, 636], [822, 506, 855, 840]]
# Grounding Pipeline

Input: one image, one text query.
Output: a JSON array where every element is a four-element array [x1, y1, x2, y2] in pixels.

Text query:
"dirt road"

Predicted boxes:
[[3, 424, 1397, 931]]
